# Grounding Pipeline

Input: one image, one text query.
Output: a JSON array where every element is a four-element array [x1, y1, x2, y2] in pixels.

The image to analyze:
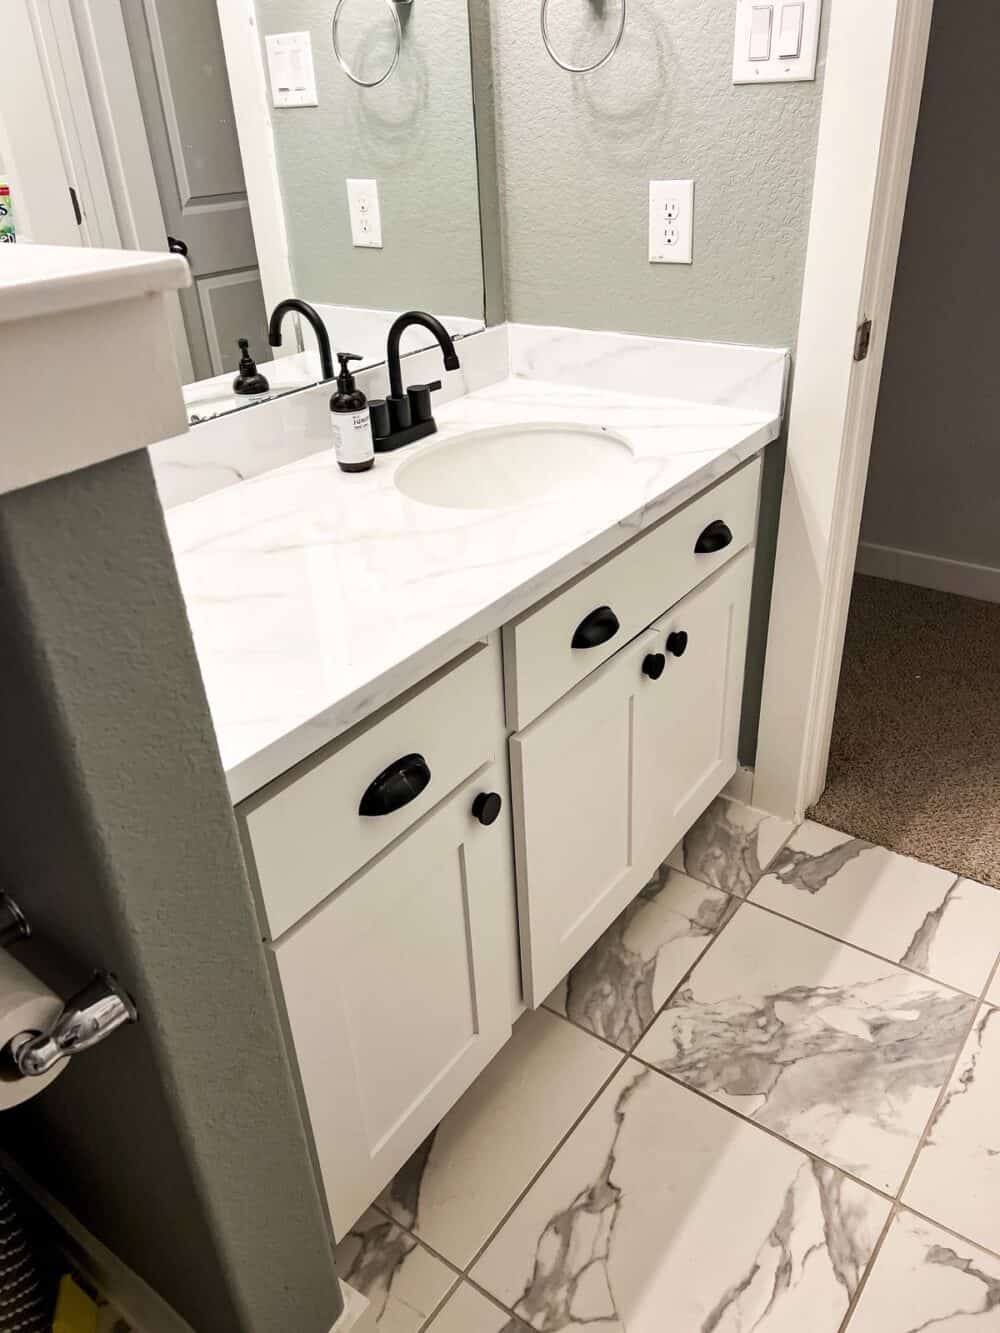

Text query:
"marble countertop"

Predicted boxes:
[[166, 372, 782, 803]]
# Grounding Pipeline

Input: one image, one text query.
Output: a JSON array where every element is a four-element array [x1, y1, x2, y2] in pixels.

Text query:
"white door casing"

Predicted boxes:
[[752, 0, 935, 820]]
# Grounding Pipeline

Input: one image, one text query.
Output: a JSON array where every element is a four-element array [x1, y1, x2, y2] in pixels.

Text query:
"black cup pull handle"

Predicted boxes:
[[694, 519, 733, 555], [359, 753, 431, 817], [571, 605, 620, 650]]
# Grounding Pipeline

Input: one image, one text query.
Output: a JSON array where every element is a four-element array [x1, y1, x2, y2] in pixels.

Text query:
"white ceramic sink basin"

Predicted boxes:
[[394, 423, 634, 510]]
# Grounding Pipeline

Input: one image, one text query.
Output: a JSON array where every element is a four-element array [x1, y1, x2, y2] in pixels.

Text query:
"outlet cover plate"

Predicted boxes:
[[649, 180, 694, 264], [346, 178, 383, 249]]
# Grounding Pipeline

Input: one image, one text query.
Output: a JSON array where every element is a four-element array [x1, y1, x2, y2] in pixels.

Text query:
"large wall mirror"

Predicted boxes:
[[0, 0, 488, 424]]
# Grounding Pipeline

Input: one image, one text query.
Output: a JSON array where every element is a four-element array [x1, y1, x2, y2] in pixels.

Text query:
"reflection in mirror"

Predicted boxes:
[[0, 0, 486, 425]]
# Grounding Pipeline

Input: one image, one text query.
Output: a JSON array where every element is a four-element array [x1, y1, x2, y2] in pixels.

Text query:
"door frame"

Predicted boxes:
[[751, 0, 935, 821]]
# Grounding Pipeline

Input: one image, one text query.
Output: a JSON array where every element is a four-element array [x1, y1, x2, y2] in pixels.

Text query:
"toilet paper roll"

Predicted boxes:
[[0, 951, 66, 1109]]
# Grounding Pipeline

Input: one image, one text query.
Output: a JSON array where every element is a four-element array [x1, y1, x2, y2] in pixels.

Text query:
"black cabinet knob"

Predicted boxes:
[[695, 519, 733, 554], [572, 605, 620, 650], [642, 653, 666, 680], [666, 631, 688, 657], [472, 791, 503, 826], [359, 753, 431, 816]]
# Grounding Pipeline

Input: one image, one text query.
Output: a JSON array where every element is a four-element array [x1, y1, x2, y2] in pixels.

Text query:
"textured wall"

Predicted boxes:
[[257, 0, 485, 319], [0, 451, 341, 1333], [861, 1, 1000, 578], [488, 0, 825, 346]]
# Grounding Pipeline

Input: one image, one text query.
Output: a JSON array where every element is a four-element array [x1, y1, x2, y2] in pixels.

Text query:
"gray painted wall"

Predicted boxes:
[[0, 451, 341, 1333], [486, 0, 825, 346], [860, 2, 1000, 580], [258, 0, 485, 319]]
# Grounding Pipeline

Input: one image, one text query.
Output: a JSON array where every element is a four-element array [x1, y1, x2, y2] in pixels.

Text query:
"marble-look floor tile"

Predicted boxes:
[[753, 822, 1000, 995], [472, 1061, 889, 1331], [376, 1008, 619, 1269], [425, 1282, 528, 1332], [635, 905, 976, 1192], [333, 1210, 456, 1333], [667, 795, 797, 896], [848, 1210, 1000, 1331], [905, 1004, 1000, 1255], [545, 866, 737, 1050]]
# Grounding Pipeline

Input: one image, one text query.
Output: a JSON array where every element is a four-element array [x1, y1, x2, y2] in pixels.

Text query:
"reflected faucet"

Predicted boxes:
[[373, 311, 461, 452], [268, 299, 335, 382]]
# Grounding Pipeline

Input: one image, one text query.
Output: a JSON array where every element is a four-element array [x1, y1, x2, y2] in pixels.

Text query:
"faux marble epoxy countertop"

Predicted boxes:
[[166, 363, 783, 803]]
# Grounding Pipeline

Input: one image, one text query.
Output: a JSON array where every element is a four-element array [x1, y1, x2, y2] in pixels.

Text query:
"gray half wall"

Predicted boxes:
[[0, 450, 341, 1333]]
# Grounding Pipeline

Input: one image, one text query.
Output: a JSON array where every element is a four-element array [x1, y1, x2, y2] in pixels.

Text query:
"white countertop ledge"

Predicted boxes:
[[167, 368, 785, 803], [0, 244, 189, 323]]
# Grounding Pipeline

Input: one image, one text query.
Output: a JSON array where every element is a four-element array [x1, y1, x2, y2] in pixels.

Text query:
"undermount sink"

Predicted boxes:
[[393, 423, 635, 510]]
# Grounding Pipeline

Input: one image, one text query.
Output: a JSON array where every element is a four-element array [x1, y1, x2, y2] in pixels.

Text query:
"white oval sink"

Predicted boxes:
[[394, 423, 634, 510]]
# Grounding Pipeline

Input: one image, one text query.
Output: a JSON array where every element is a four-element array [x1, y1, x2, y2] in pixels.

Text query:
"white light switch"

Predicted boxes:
[[733, 0, 821, 83], [346, 178, 383, 249], [776, 3, 804, 57], [649, 180, 694, 265], [265, 32, 318, 107], [749, 6, 773, 60]]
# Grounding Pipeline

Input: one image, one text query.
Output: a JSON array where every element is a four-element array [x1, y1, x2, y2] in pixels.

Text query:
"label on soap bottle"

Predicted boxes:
[[332, 409, 374, 467]]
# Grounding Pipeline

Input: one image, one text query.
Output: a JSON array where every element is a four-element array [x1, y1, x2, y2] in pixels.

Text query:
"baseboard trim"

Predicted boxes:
[[856, 541, 1000, 605]]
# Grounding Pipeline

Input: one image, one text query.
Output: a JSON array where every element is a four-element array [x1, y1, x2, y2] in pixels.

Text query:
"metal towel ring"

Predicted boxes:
[[540, 0, 626, 72], [332, 0, 404, 88]]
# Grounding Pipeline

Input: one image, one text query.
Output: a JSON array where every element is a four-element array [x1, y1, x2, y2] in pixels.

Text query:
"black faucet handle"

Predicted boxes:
[[407, 381, 443, 425]]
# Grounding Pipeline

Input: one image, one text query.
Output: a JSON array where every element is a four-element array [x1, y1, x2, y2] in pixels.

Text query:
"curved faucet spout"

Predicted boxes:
[[268, 298, 336, 382], [386, 311, 460, 401]]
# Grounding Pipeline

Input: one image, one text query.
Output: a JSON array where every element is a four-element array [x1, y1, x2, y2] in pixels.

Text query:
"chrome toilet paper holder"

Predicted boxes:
[[0, 893, 138, 1078]]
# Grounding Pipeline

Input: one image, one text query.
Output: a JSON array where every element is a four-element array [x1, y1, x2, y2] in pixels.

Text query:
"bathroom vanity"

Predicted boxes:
[[164, 325, 787, 1239]]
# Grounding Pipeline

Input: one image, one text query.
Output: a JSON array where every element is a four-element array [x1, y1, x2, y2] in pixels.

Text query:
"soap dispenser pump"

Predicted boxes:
[[330, 352, 375, 473], [232, 338, 270, 396]]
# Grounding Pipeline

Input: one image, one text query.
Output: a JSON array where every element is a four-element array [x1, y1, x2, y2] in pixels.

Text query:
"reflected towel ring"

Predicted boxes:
[[540, 0, 626, 72], [332, 0, 407, 88]]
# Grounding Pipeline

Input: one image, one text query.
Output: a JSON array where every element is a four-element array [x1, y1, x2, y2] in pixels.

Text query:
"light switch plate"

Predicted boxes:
[[265, 32, 318, 107], [346, 179, 383, 249], [649, 180, 694, 265], [732, 0, 821, 84]]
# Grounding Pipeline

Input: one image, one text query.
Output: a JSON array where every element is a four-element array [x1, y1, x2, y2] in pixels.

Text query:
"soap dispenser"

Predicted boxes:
[[232, 338, 270, 396], [330, 352, 375, 473]]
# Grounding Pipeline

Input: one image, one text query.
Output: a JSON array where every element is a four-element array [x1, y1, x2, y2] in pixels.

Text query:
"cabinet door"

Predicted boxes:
[[273, 767, 515, 1238], [510, 628, 661, 1006], [634, 550, 753, 867]]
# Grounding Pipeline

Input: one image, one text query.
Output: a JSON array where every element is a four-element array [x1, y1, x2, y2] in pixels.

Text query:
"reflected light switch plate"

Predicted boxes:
[[265, 32, 319, 107]]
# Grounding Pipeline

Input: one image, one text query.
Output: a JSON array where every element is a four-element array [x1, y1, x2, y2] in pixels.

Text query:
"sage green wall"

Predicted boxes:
[[486, 0, 825, 347], [257, 0, 485, 319]]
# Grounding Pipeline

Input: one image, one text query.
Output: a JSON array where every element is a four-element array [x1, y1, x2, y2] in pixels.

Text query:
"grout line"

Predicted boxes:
[[741, 894, 996, 1000], [459, 1050, 630, 1278], [540, 1000, 636, 1059], [893, 1200, 1000, 1265], [836, 1202, 900, 1333]]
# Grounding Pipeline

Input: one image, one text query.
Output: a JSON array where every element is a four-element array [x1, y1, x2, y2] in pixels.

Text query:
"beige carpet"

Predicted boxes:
[[808, 574, 1000, 888]]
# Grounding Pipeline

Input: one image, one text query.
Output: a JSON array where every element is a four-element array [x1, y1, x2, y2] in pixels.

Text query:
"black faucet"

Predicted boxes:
[[268, 298, 335, 382], [372, 311, 462, 453]]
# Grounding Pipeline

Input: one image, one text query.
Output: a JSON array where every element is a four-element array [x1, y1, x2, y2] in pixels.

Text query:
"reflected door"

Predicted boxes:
[[120, 0, 270, 379]]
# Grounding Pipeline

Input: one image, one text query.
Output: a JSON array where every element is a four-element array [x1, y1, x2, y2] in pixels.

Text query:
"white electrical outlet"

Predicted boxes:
[[649, 180, 694, 264], [346, 179, 383, 249]]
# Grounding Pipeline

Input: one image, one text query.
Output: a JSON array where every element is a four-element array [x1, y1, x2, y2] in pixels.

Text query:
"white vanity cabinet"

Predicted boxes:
[[273, 763, 515, 1239], [510, 549, 754, 1005], [237, 453, 763, 1240]]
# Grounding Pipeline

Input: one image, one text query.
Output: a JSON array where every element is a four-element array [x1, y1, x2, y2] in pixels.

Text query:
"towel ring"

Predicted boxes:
[[332, 0, 406, 88], [540, 0, 626, 72]]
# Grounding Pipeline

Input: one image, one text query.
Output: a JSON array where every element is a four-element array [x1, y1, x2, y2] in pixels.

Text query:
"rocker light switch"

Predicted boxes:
[[776, 3, 804, 57], [748, 6, 773, 61]]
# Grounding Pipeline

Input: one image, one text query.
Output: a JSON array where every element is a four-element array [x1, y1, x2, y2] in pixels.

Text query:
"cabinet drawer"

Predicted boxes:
[[273, 765, 514, 1238], [241, 639, 503, 937], [510, 550, 754, 1006], [503, 457, 761, 729]]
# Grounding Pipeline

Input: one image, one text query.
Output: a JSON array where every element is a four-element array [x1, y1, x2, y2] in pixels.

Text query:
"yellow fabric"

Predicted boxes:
[[52, 1273, 98, 1333]]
